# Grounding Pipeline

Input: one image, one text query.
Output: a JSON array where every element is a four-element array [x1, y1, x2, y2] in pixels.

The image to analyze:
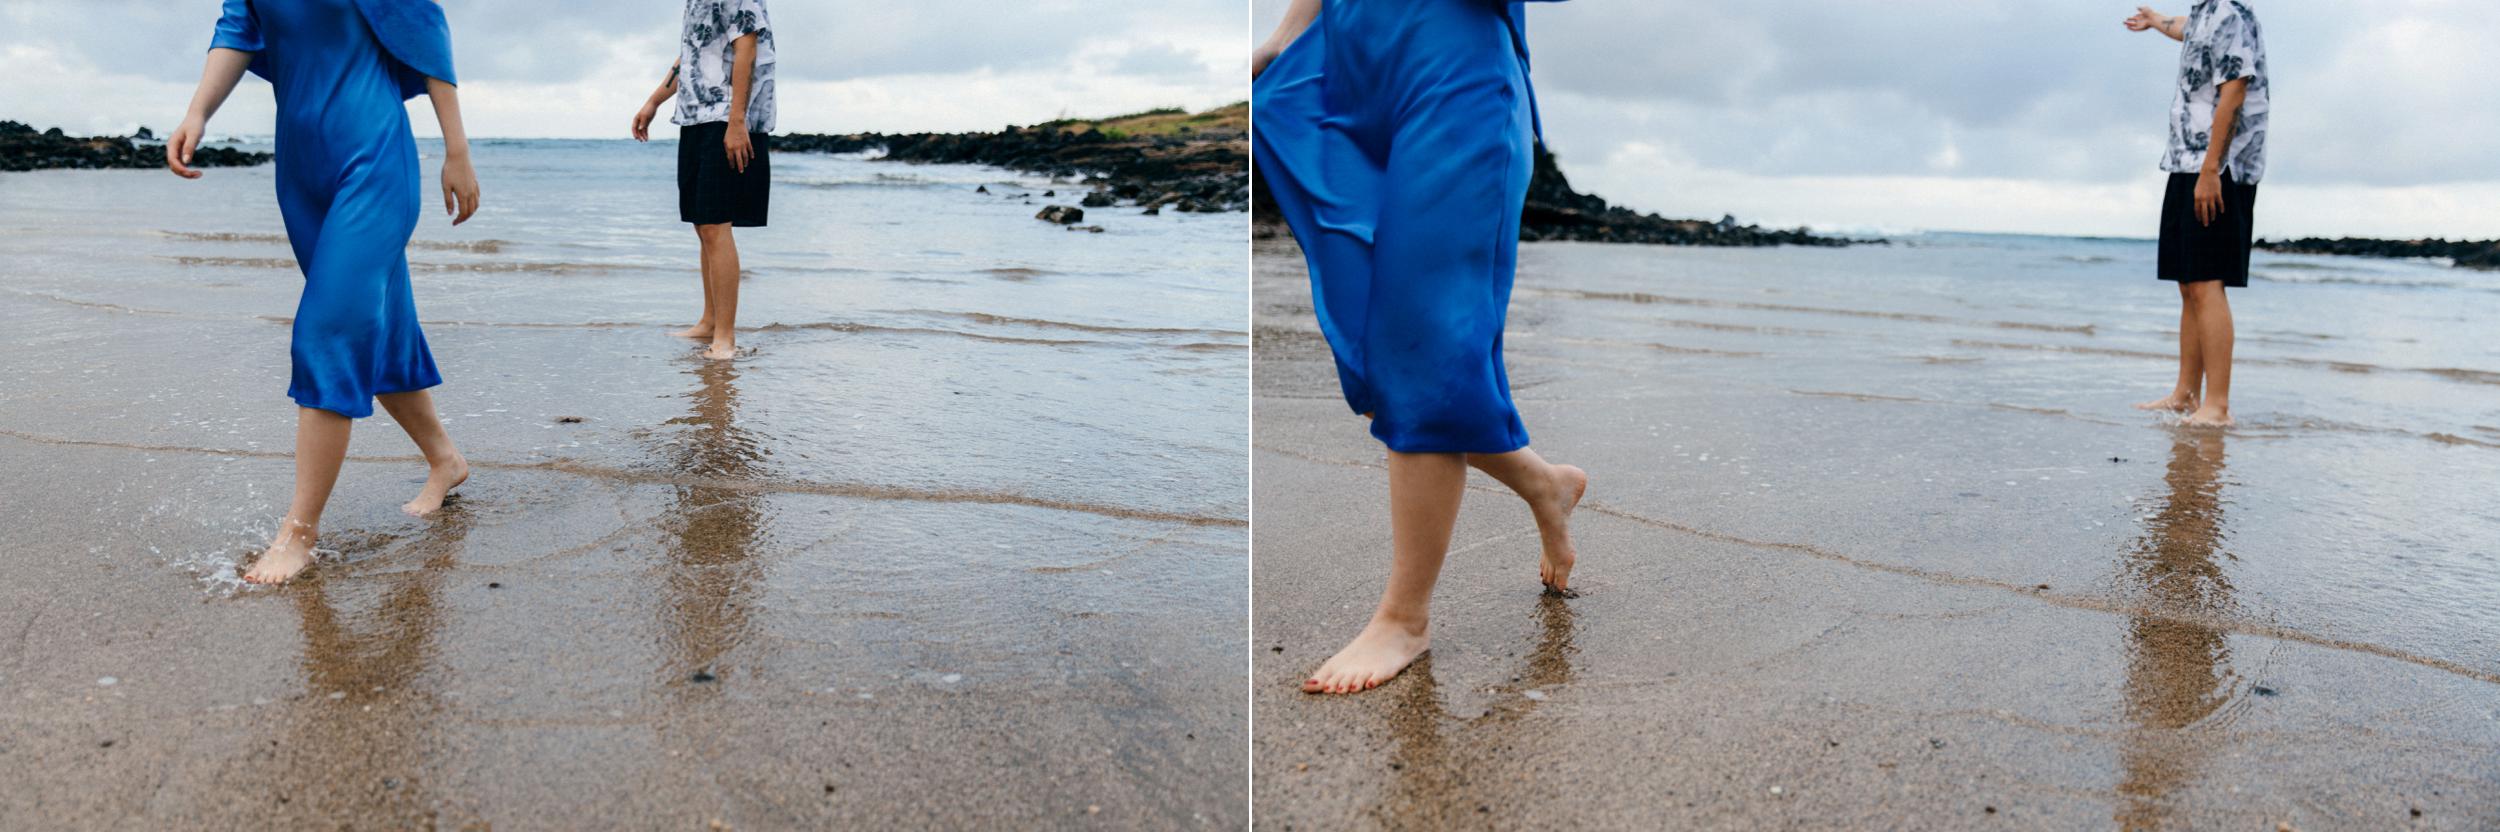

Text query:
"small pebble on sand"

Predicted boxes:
[[96, 677, 117, 686], [941, 674, 963, 683]]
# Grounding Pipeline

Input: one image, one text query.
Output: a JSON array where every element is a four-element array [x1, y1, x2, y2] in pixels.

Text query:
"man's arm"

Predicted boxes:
[[2192, 77, 2249, 225], [632, 59, 680, 142], [2125, 6, 2187, 42], [723, 32, 758, 173]]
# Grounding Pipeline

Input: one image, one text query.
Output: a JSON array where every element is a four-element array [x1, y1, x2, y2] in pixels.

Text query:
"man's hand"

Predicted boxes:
[[166, 117, 207, 179], [441, 152, 481, 226], [2194, 169, 2224, 226], [2123, 7, 2161, 31], [724, 121, 753, 174], [633, 103, 659, 143]]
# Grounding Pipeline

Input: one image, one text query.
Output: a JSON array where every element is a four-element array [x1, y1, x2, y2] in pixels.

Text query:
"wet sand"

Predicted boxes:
[[1251, 237, 2500, 830], [0, 152, 1246, 827]]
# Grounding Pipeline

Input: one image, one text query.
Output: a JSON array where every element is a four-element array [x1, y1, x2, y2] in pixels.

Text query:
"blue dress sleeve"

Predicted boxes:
[[353, 0, 459, 99], [211, 0, 275, 81]]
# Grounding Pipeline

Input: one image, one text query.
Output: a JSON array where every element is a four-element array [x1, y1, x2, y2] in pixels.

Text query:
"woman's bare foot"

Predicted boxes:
[[2135, 391, 2198, 413], [2181, 403, 2233, 428], [671, 323, 713, 340], [1533, 464, 1588, 594], [700, 339, 738, 361], [242, 520, 319, 585], [403, 454, 469, 517], [1302, 617, 1430, 694]]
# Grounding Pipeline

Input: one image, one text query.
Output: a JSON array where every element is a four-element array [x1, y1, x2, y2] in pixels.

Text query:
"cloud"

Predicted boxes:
[[0, 0, 1245, 137], [1251, 0, 2500, 237]]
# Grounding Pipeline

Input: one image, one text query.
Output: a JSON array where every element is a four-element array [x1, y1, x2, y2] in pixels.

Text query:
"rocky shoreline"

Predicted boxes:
[[2259, 236, 2500, 270], [2, 121, 270, 173], [1254, 145, 1866, 248], [777, 104, 1247, 215]]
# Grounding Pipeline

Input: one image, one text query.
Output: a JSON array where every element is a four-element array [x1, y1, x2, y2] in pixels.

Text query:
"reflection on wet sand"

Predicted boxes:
[[2116, 430, 2241, 831], [653, 360, 771, 689], [262, 506, 476, 823], [1379, 594, 1579, 826]]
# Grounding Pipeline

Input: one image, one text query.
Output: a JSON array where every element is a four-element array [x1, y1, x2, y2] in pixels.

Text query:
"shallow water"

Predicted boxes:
[[1258, 231, 2500, 683], [0, 140, 1245, 825], [1252, 232, 2499, 828], [0, 139, 1245, 528]]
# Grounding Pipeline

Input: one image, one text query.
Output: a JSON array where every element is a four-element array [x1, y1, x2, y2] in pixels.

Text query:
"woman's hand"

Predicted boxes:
[[633, 103, 659, 142], [441, 152, 481, 225], [724, 121, 753, 174], [2194, 169, 2224, 226], [165, 116, 208, 179]]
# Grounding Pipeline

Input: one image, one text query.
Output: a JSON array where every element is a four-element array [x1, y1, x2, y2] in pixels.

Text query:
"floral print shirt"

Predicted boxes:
[[2163, 0, 2268, 182], [672, 0, 776, 132]]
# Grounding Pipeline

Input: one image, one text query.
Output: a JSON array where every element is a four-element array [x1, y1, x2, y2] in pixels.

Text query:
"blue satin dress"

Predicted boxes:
[[212, 0, 457, 419], [1253, 0, 1559, 454]]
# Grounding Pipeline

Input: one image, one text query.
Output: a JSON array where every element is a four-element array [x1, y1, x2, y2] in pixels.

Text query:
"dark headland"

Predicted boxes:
[[2260, 236, 2500, 270], [1, 121, 269, 172], [1253, 144, 1867, 247], [778, 104, 1249, 215]]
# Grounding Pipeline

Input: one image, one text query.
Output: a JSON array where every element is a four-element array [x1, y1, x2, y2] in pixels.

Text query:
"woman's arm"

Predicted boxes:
[[426, 78, 481, 226], [2192, 77, 2249, 225], [723, 33, 758, 173], [1253, 0, 1322, 80], [2123, 6, 2186, 42], [633, 59, 680, 142], [166, 48, 255, 179]]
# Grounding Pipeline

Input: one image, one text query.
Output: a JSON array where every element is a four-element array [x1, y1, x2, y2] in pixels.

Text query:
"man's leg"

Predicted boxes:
[[2138, 282, 2203, 412], [696, 222, 740, 360], [672, 225, 716, 340], [2184, 281, 2233, 426]]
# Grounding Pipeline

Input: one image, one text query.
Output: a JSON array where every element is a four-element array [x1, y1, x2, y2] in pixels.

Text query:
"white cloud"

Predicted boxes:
[[1251, 0, 2500, 237], [0, 1, 1246, 138]]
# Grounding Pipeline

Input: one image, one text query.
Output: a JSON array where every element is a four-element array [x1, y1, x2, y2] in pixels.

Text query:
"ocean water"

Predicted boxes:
[[0, 138, 1246, 525], [1257, 230, 2500, 684]]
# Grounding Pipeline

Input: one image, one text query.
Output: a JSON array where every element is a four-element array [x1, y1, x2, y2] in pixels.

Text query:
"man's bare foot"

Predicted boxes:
[[1533, 464, 1588, 594], [242, 520, 319, 585], [403, 455, 469, 517], [2135, 391, 2197, 413], [671, 324, 713, 339], [2181, 403, 2233, 428], [1302, 617, 1430, 694], [700, 340, 738, 361]]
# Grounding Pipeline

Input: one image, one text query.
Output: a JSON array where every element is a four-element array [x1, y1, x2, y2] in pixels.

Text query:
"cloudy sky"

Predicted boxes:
[[1257, 0, 2500, 239], [0, 0, 1243, 137]]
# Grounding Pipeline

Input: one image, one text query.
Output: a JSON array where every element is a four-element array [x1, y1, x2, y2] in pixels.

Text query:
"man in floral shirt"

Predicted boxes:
[[2126, 1, 2268, 427], [632, 0, 776, 361]]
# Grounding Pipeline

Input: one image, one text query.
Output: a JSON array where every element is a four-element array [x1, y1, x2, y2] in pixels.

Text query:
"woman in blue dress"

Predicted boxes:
[[1255, 0, 1589, 694], [167, 0, 480, 585]]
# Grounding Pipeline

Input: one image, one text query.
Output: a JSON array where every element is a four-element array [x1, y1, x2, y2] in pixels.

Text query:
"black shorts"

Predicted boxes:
[[2157, 170, 2258, 287], [679, 122, 770, 228]]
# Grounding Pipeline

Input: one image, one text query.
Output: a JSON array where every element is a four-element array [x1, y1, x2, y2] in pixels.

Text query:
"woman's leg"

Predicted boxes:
[[2184, 282, 2234, 426], [1465, 449, 1588, 592], [376, 390, 469, 516], [1304, 450, 1467, 694], [2138, 283, 2204, 412], [696, 223, 740, 359], [243, 408, 353, 584]]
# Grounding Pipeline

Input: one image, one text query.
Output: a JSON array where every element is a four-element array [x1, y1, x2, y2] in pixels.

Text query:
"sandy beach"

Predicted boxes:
[[1251, 236, 2500, 829], [0, 145, 1247, 827]]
